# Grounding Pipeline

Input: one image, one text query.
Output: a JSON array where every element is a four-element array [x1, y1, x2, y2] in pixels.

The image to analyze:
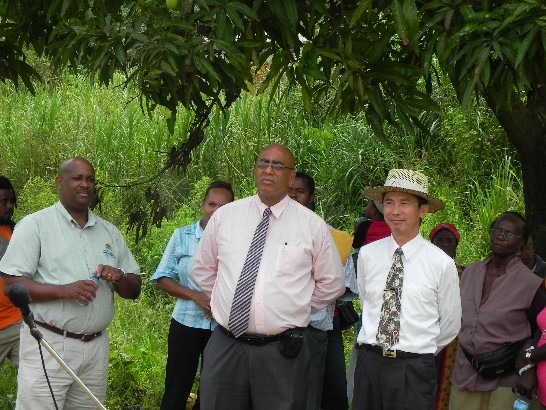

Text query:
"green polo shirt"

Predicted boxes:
[[0, 201, 140, 334]]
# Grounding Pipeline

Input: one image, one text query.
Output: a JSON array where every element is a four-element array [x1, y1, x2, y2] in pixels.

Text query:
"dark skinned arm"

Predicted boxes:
[[526, 286, 546, 335], [2, 273, 99, 305], [513, 287, 546, 398], [94, 264, 141, 300], [156, 277, 211, 318]]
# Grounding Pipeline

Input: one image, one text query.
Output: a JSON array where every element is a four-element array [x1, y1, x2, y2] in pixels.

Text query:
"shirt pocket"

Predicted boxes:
[[275, 245, 307, 275], [402, 282, 436, 318]]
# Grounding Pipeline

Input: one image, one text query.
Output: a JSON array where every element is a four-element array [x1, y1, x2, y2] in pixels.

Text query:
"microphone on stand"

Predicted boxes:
[[7, 283, 41, 340], [6, 282, 107, 409]]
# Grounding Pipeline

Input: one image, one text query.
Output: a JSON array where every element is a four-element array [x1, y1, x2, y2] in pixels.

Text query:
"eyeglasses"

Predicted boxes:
[[255, 159, 294, 171], [489, 228, 521, 241]]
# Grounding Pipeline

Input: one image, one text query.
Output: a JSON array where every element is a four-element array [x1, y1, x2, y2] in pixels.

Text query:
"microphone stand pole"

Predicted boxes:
[[29, 326, 107, 410]]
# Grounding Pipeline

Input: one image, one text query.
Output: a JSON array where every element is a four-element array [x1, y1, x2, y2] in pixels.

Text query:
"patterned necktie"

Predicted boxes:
[[376, 247, 404, 351], [228, 207, 272, 337]]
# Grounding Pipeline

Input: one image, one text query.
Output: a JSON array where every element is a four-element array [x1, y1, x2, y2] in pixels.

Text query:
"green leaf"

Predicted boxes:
[[392, 0, 409, 45], [283, 0, 298, 30], [365, 107, 388, 144], [216, 11, 227, 38], [514, 26, 539, 68], [480, 58, 490, 87], [166, 111, 176, 134], [229, 2, 258, 20], [461, 46, 490, 109], [403, 0, 419, 52], [315, 48, 341, 61], [403, 91, 440, 112], [226, 5, 245, 31], [350, 0, 372, 28], [115, 43, 126, 65], [368, 32, 393, 63], [458, 4, 474, 21], [192, 55, 220, 83]]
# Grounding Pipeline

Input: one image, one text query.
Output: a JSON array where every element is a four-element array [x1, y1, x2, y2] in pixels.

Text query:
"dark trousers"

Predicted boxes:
[[352, 346, 436, 410], [160, 319, 212, 410], [200, 326, 313, 410], [321, 328, 349, 410], [306, 327, 328, 410]]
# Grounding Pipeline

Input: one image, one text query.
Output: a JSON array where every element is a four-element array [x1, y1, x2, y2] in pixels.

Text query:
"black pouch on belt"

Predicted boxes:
[[279, 328, 305, 358]]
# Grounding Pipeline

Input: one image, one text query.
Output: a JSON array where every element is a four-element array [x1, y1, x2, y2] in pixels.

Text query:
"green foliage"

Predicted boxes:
[[0, 363, 16, 410], [106, 296, 172, 409], [470, 155, 524, 258], [420, 1, 546, 108], [13, 176, 57, 221], [2, 1, 545, 256], [0, 71, 524, 409]]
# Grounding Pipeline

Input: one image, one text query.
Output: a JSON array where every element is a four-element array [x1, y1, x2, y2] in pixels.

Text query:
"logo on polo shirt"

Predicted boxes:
[[103, 243, 115, 262]]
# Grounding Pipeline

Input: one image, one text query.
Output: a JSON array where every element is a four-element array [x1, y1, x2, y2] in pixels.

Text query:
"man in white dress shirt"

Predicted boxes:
[[353, 169, 461, 410]]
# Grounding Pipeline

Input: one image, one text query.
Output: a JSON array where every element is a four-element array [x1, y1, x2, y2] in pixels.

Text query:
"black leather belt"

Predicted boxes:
[[35, 320, 102, 343], [218, 325, 281, 346], [360, 343, 425, 359]]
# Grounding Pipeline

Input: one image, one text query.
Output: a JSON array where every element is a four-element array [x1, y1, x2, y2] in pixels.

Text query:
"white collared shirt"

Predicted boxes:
[[356, 234, 461, 354], [190, 195, 345, 335]]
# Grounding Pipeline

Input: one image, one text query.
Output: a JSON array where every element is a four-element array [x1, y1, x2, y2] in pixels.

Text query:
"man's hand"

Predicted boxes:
[[513, 367, 537, 400], [94, 264, 125, 284], [193, 291, 212, 319], [63, 279, 99, 305], [94, 264, 141, 300]]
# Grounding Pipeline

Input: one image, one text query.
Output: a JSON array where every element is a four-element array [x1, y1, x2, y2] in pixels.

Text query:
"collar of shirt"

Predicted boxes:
[[388, 233, 425, 261], [254, 194, 290, 219], [193, 220, 204, 240], [400, 233, 425, 260], [55, 201, 96, 228]]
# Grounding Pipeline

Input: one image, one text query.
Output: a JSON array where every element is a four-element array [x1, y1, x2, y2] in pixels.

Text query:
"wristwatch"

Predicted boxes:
[[525, 346, 535, 364], [113, 268, 127, 285]]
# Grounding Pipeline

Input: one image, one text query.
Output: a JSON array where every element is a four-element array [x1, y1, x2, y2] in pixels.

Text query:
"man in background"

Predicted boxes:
[[1, 157, 141, 409], [520, 236, 546, 279], [0, 176, 21, 369], [289, 171, 355, 410]]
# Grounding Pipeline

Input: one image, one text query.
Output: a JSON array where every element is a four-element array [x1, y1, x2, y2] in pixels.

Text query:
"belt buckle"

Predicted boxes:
[[247, 337, 266, 346], [81, 333, 96, 342], [383, 349, 397, 358]]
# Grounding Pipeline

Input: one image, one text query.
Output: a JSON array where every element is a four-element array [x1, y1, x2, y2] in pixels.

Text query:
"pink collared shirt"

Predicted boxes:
[[190, 195, 345, 335]]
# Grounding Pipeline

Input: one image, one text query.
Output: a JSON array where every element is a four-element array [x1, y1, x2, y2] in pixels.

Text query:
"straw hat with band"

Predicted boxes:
[[364, 169, 445, 212]]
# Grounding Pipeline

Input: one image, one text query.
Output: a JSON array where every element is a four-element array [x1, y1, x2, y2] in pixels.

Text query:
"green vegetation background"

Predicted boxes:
[[0, 71, 524, 409]]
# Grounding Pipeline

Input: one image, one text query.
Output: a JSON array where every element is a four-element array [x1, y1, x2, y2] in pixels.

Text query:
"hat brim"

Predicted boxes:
[[364, 186, 445, 212]]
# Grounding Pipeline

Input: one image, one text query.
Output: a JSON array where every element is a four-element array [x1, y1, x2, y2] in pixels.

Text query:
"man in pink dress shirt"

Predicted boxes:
[[190, 144, 345, 410]]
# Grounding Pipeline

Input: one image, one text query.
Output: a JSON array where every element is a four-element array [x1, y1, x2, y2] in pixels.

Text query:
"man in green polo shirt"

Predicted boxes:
[[0, 157, 141, 409]]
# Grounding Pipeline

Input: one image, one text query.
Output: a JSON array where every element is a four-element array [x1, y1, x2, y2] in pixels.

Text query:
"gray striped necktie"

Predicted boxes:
[[376, 247, 404, 351], [228, 207, 272, 337]]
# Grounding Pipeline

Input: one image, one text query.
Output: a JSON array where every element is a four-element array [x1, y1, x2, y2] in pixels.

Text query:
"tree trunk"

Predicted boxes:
[[482, 86, 546, 258]]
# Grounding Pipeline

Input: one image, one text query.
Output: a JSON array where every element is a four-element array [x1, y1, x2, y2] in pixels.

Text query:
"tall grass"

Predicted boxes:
[[0, 71, 522, 409]]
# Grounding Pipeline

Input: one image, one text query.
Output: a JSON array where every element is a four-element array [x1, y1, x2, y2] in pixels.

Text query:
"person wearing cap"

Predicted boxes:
[[429, 223, 464, 277], [429, 223, 463, 410], [352, 169, 461, 410]]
